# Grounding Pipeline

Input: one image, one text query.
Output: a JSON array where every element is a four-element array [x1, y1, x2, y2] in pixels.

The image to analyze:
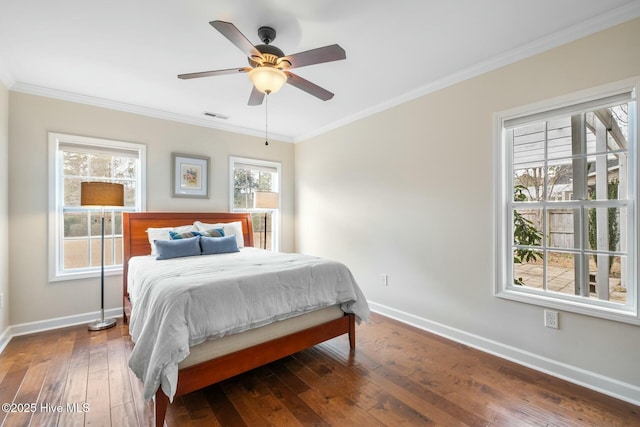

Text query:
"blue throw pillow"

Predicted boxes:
[[200, 235, 239, 255], [155, 236, 201, 260]]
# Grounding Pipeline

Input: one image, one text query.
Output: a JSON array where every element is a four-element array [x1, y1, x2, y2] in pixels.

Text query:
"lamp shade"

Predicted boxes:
[[80, 182, 124, 207], [248, 67, 287, 94], [254, 191, 279, 209]]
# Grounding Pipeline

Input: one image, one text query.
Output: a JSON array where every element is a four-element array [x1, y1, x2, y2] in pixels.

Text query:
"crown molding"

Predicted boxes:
[[6, 2, 640, 144], [9, 82, 294, 143], [295, 2, 640, 142]]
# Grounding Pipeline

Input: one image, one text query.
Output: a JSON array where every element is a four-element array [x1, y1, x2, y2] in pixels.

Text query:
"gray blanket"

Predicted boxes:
[[127, 248, 370, 401]]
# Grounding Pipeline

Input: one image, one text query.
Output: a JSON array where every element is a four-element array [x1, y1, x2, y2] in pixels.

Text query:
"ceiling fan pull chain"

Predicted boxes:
[[265, 92, 269, 146]]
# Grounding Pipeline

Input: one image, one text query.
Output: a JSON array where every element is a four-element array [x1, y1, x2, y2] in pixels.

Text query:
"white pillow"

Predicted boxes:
[[194, 220, 245, 248], [146, 224, 197, 255]]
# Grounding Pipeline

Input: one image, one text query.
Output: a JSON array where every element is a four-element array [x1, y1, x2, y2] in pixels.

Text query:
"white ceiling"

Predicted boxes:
[[1, 0, 639, 142]]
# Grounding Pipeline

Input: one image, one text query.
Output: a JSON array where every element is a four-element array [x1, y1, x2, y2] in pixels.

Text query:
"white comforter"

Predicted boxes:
[[127, 247, 370, 401]]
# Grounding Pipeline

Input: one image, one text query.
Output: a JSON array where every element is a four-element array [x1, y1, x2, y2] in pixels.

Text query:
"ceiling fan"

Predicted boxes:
[[178, 20, 346, 106]]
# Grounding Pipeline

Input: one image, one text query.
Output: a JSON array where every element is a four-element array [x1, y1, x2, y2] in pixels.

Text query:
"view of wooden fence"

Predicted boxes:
[[520, 209, 575, 248]]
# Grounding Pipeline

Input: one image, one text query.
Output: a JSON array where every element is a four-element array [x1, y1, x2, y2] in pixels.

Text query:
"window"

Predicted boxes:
[[48, 133, 146, 281], [496, 80, 639, 323], [229, 157, 281, 251]]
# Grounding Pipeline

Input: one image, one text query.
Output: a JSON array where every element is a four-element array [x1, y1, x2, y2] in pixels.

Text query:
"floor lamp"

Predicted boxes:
[[81, 182, 124, 331], [254, 191, 279, 250]]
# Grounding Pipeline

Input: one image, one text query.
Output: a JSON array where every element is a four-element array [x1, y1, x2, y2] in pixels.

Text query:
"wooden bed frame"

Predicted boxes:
[[122, 212, 356, 427]]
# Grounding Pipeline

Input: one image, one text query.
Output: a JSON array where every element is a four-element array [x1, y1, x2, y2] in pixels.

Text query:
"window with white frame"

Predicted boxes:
[[229, 157, 281, 251], [48, 133, 146, 281], [496, 80, 638, 324]]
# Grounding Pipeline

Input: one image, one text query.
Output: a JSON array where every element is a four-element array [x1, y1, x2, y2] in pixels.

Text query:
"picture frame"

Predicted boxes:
[[171, 153, 210, 198]]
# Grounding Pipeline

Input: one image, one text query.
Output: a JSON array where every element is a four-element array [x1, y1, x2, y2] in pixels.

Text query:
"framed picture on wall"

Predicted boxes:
[[171, 153, 210, 198]]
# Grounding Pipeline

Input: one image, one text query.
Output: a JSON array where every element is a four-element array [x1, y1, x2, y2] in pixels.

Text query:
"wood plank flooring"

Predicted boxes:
[[1, 313, 638, 426]]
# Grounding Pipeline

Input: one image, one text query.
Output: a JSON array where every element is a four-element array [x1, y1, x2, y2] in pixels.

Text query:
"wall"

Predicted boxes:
[[0, 81, 8, 342], [295, 18, 640, 402], [8, 92, 294, 326]]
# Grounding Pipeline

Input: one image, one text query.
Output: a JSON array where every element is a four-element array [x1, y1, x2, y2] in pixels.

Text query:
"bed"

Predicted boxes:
[[122, 212, 369, 427]]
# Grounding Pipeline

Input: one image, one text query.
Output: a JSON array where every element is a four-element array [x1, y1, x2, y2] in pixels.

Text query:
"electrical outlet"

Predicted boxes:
[[544, 310, 559, 329], [380, 274, 388, 286]]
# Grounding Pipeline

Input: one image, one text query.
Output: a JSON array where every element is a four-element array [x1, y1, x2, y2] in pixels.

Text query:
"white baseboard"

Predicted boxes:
[[6, 307, 123, 339], [368, 301, 640, 407]]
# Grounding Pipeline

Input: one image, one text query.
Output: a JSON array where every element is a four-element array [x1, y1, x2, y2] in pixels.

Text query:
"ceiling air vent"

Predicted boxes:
[[203, 112, 229, 120]]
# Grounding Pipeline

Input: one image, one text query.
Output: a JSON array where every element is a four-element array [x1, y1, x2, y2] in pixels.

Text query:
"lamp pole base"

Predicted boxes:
[[88, 318, 117, 331]]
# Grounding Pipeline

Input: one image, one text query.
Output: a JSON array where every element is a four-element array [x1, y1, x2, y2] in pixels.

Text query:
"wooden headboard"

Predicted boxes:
[[122, 212, 254, 318]]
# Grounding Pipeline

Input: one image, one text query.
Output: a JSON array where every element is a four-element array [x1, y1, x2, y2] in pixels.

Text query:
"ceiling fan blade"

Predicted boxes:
[[210, 20, 262, 60], [280, 44, 346, 69], [178, 67, 251, 79], [285, 72, 334, 101], [248, 86, 265, 106]]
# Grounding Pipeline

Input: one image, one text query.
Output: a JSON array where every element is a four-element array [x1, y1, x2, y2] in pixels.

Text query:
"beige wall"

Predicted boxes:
[[0, 81, 8, 336], [295, 19, 640, 394], [8, 93, 295, 325]]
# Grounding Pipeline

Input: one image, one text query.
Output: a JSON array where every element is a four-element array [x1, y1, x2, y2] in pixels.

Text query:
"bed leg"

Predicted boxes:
[[123, 296, 131, 325], [155, 389, 169, 427], [348, 314, 356, 350]]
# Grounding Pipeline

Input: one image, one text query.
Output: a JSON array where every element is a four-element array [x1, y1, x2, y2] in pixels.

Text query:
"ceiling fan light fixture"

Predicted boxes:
[[249, 67, 287, 95]]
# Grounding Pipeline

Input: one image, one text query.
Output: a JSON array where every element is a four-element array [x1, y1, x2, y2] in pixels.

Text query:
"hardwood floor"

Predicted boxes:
[[1, 313, 638, 426]]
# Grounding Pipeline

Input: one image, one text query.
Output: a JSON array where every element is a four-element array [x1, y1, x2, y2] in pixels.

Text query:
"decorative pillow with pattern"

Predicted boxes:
[[169, 230, 203, 240], [169, 228, 224, 240], [200, 228, 225, 238]]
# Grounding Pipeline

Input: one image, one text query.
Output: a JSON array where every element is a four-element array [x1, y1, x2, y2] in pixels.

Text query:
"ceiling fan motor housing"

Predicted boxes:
[[250, 44, 287, 68]]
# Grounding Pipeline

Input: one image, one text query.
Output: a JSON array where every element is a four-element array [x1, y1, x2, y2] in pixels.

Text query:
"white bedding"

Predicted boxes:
[[127, 247, 370, 401]]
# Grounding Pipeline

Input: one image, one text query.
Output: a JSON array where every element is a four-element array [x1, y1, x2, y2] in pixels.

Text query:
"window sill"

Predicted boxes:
[[49, 267, 123, 283], [496, 287, 640, 325]]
